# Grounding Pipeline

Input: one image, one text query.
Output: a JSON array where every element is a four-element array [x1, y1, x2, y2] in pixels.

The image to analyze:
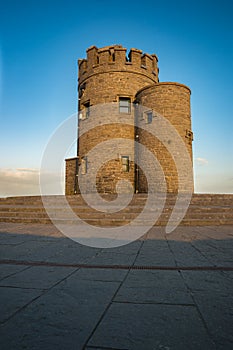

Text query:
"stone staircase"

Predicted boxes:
[[0, 194, 232, 227]]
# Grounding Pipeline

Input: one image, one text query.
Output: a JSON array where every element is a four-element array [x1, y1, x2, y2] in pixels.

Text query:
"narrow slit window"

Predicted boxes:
[[119, 97, 131, 114], [81, 157, 87, 175], [121, 156, 129, 172], [109, 49, 115, 62], [84, 101, 90, 119], [146, 111, 153, 124]]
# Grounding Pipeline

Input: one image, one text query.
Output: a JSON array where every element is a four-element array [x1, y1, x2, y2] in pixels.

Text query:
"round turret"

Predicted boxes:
[[77, 45, 159, 194], [135, 82, 193, 192]]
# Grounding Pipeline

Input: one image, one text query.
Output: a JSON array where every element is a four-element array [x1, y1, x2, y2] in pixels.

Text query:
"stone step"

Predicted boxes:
[[0, 201, 232, 212], [0, 206, 232, 217], [1, 194, 233, 206], [0, 216, 233, 226], [0, 207, 232, 222], [0, 194, 232, 226]]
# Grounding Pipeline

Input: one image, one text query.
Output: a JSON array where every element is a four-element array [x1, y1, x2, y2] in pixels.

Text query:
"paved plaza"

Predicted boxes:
[[0, 223, 233, 349]]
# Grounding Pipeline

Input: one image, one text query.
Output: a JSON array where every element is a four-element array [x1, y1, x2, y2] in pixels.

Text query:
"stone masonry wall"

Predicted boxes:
[[65, 157, 78, 195], [136, 82, 193, 192], [65, 45, 193, 195], [76, 45, 159, 194]]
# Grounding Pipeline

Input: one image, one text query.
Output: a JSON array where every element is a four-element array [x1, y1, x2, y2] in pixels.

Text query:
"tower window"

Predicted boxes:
[[146, 111, 153, 124], [121, 156, 129, 172], [185, 129, 194, 144], [119, 97, 131, 114], [109, 48, 115, 62], [84, 101, 90, 119]]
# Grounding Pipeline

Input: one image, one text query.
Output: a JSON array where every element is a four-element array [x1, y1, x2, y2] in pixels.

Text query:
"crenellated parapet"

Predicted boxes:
[[78, 45, 159, 86]]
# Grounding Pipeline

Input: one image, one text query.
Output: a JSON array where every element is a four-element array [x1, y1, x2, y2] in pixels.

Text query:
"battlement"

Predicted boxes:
[[78, 45, 159, 84]]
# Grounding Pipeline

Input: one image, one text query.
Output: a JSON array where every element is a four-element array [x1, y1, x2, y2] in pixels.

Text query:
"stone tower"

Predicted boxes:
[[65, 45, 193, 195]]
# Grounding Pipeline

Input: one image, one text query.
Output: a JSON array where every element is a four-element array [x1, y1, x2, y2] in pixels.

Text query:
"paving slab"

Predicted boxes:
[[0, 223, 233, 349], [0, 265, 77, 289], [88, 250, 139, 266], [87, 302, 215, 350], [76, 267, 128, 282], [134, 239, 176, 266], [190, 292, 233, 349], [0, 263, 30, 280], [0, 233, 28, 244], [0, 239, 61, 261], [0, 276, 120, 350], [166, 240, 212, 267], [0, 286, 43, 323], [114, 269, 194, 305], [181, 270, 233, 349], [191, 239, 233, 267]]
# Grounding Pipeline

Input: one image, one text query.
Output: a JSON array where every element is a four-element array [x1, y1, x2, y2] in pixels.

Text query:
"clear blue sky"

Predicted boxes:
[[0, 0, 232, 196]]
